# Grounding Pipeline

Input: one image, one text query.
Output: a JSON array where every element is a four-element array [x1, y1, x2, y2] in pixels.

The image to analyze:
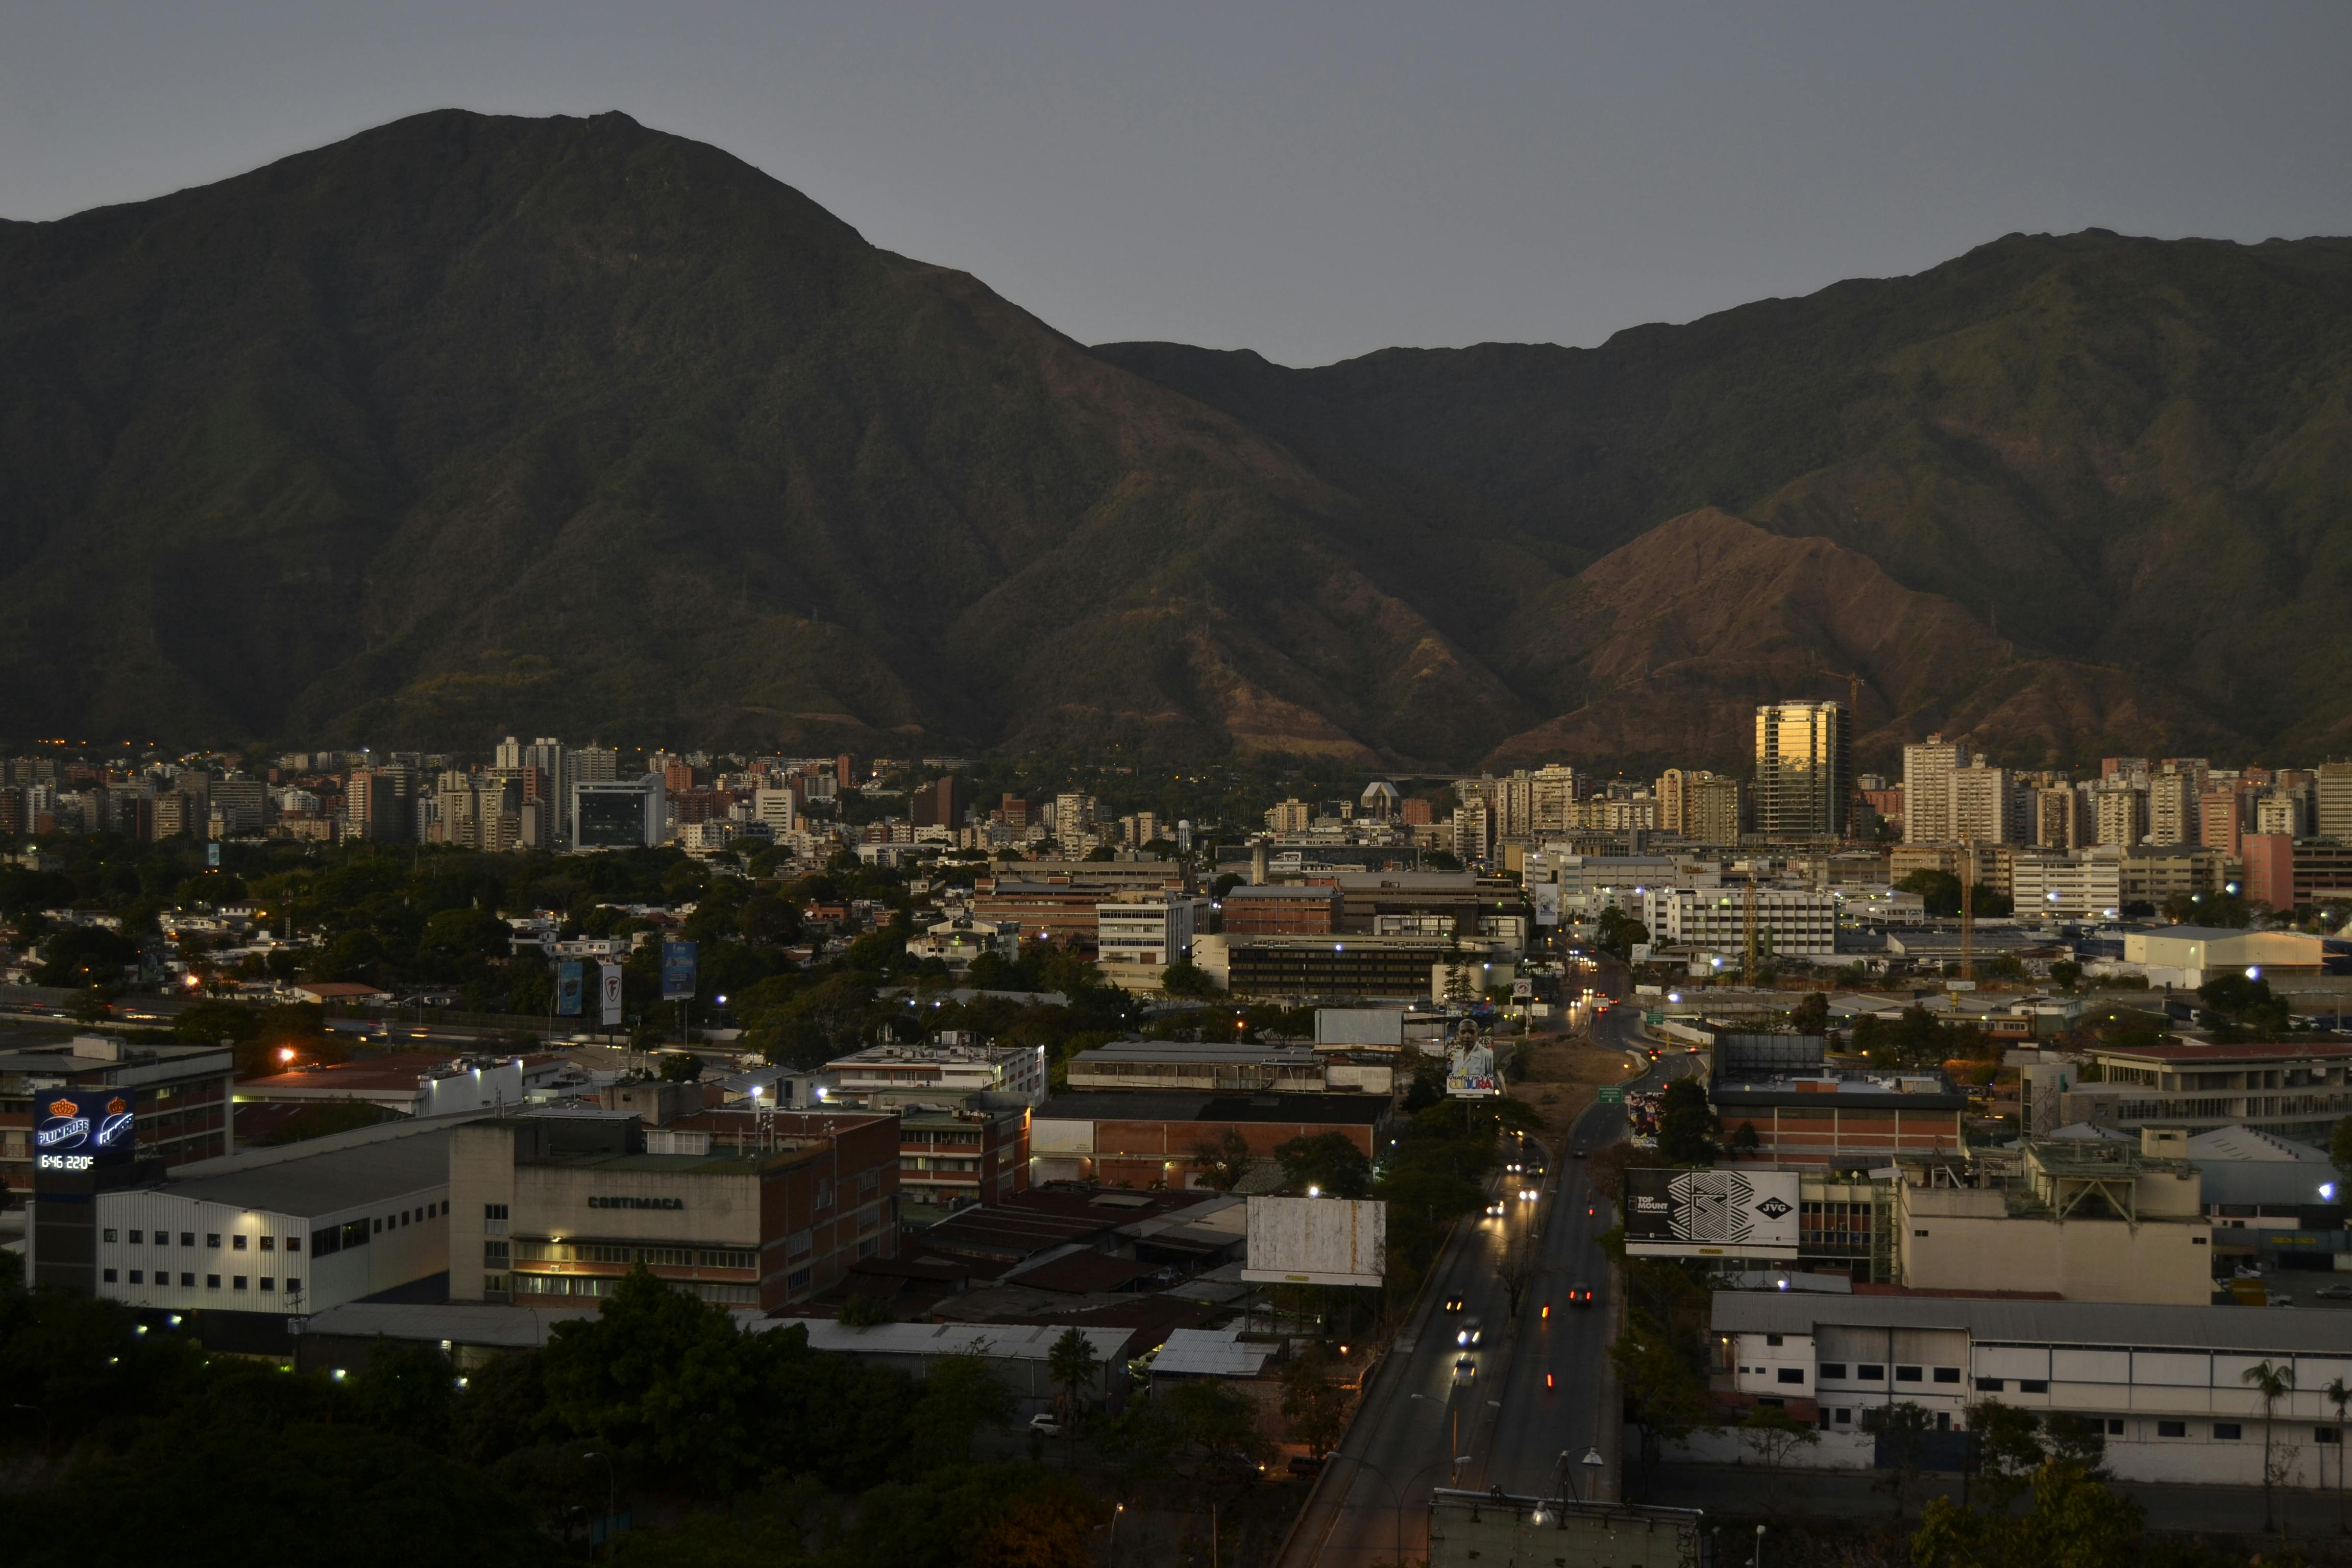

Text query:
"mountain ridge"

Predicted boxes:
[[2, 110, 2345, 770]]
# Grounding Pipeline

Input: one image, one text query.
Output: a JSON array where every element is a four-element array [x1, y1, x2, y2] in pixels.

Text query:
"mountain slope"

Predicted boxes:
[[0, 110, 1527, 762], [1098, 231, 2352, 756]]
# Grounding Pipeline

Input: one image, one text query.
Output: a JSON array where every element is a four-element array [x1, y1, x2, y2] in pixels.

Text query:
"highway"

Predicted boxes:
[[1282, 974, 1706, 1568]]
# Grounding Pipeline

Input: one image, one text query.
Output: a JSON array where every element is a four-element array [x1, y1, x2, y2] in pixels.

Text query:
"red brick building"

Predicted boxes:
[[1029, 1093, 1391, 1188]]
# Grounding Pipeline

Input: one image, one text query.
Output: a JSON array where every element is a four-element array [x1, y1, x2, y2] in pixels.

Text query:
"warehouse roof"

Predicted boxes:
[[1711, 1291, 2352, 1356], [1036, 1092, 1389, 1125], [775, 1318, 1132, 1363], [155, 1132, 452, 1218], [1151, 1327, 1275, 1378], [301, 1301, 595, 1348]]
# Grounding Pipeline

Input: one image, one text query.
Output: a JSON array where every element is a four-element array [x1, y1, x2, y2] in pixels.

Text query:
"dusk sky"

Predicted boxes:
[[7, 1, 2348, 365]]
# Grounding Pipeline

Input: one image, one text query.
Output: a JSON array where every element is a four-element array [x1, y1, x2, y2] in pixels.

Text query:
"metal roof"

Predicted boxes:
[[151, 1132, 453, 1219], [301, 1301, 595, 1348], [776, 1317, 1132, 1363], [1711, 1290, 2352, 1356], [1036, 1092, 1389, 1125], [1151, 1327, 1275, 1378]]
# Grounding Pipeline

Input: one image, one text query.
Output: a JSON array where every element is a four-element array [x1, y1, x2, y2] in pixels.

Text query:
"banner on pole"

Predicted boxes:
[[557, 961, 584, 1017], [599, 961, 624, 1027], [660, 940, 698, 1002]]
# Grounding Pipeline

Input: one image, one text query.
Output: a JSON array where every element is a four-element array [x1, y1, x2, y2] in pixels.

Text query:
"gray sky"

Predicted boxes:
[[7, 1, 2349, 366]]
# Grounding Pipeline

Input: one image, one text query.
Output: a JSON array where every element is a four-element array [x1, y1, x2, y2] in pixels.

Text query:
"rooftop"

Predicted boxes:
[[1712, 1289, 2352, 1356], [1152, 1326, 1276, 1378], [236, 1052, 522, 1095], [302, 1301, 595, 1348], [776, 1318, 1134, 1364], [151, 1130, 453, 1218], [1036, 1092, 1390, 1125], [2092, 1040, 2352, 1063], [1069, 1040, 1320, 1066]]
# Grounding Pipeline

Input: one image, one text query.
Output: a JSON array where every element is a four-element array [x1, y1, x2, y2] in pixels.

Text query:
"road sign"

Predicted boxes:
[[1597, 1086, 1624, 1104]]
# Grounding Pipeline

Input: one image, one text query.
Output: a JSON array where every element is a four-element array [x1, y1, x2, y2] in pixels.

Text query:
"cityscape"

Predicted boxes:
[[6, 6, 2352, 1566]]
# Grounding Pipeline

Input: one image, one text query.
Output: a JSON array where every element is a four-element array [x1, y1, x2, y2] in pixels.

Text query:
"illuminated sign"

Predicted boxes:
[[1624, 1168, 1800, 1260], [588, 1195, 684, 1210], [660, 940, 698, 1003], [35, 1089, 136, 1172]]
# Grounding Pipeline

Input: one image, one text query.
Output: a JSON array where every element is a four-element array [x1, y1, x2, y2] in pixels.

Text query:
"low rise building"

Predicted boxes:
[[1642, 886, 1836, 957], [1709, 1034, 1966, 1169], [1095, 893, 1209, 990], [824, 1040, 1047, 1106], [234, 1052, 570, 1118], [2060, 1039, 2352, 1146], [449, 1109, 901, 1311], [1030, 1092, 1392, 1188], [2121, 924, 2326, 986], [1202, 932, 1513, 1000], [1709, 1290, 2352, 1486], [1218, 884, 1341, 936], [1066, 1039, 1394, 1095]]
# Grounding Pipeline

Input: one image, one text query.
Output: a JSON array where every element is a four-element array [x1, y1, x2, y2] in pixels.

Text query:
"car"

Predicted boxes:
[[1572, 1148, 1588, 1159], [1454, 1355, 1478, 1381], [2317, 1284, 2352, 1301], [1456, 1317, 1483, 1346], [1027, 1412, 1063, 1437], [1486, 1200, 1507, 1217], [1443, 1294, 1466, 1313], [1567, 1285, 1596, 1307]]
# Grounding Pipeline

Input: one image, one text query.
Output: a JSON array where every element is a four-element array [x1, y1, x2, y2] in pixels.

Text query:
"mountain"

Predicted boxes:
[[3, 111, 2347, 770], [1097, 229, 2352, 764]]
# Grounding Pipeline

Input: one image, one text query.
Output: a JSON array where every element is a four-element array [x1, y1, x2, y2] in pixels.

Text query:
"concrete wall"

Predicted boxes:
[[1900, 1190, 2214, 1305]]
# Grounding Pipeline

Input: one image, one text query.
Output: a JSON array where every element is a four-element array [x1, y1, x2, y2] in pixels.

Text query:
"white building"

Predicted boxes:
[[570, 775, 665, 850], [1708, 1291, 2352, 1487], [1641, 886, 1837, 957], [61, 1120, 457, 1326], [1095, 894, 1209, 986], [1901, 737, 1962, 844], [824, 1041, 1048, 1106], [2007, 849, 2124, 921]]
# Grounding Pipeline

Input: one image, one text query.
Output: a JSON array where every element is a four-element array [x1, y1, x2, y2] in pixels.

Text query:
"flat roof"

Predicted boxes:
[[2094, 1041, 2352, 1063], [775, 1318, 1132, 1362], [1153, 1327, 1275, 1377], [1037, 1092, 1389, 1126], [1070, 1041, 1319, 1065], [237, 1053, 483, 1094], [1712, 1290, 2352, 1356], [146, 1131, 453, 1219], [302, 1301, 595, 1348]]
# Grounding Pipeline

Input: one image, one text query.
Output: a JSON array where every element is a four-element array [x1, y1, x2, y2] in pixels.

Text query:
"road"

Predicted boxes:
[[1283, 968, 1707, 1567]]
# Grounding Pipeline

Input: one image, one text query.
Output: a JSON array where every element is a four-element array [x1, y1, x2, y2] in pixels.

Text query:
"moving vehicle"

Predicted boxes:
[[2317, 1284, 2352, 1301], [1486, 1200, 1507, 1217], [1444, 1294, 1466, 1313], [1454, 1355, 1478, 1381], [1567, 1285, 1596, 1307], [1027, 1412, 1063, 1437], [1456, 1317, 1484, 1346]]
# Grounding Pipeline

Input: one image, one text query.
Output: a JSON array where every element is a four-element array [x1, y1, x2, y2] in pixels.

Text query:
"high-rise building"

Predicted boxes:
[[2319, 763, 2352, 840], [1530, 765, 1578, 836], [1264, 798, 1311, 834], [522, 738, 566, 840], [911, 775, 968, 830], [1686, 774, 1742, 845], [2253, 791, 2305, 839], [1753, 701, 1850, 840], [2147, 771, 2199, 847], [2092, 785, 2146, 848], [2032, 786, 2088, 850], [1901, 736, 1962, 844], [2199, 789, 2244, 858], [572, 746, 618, 785], [571, 776, 666, 850], [1949, 763, 2011, 844], [1496, 770, 1535, 840], [1655, 769, 1686, 836], [1451, 799, 1492, 864]]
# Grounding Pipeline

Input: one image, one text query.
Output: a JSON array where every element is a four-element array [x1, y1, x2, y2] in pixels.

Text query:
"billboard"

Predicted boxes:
[[35, 1088, 137, 1175], [1243, 1195, 1387, 1288], [599, 960, 625, 1026], [1624, 1168, 1800, 1259], [1445, 1037, 1499, 1098], [1530, 880, 1560, 926], [556, 961, 584, 1017], [660, 940, 698, 1002]]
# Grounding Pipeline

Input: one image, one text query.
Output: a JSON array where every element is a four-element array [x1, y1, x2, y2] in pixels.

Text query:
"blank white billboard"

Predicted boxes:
[[1243, 1195, 1387, 1288]]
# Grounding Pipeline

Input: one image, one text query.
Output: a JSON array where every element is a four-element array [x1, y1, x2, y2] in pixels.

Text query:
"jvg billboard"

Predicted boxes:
[[1623, 1168, 1799, 1260], [35, 1088, 137, 1175]]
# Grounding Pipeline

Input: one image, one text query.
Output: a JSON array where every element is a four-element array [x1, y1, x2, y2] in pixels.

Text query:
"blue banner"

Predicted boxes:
[[556, 961, 584, 1017], [660, 940, 698, 1002]]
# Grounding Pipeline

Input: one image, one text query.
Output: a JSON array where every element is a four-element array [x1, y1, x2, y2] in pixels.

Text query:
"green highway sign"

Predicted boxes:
[[1597, 1087, 1624, 1104]]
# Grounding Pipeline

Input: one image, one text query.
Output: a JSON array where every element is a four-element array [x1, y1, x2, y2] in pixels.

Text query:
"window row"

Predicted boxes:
[[102, 1229, 299, 1252], [1816, 1362, 1962, 1385], [507, 1240, 756, 1270], [102, 1270, 300, 1294]]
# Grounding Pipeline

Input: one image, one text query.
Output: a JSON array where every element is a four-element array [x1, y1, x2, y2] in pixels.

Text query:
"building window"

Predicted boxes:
[[286, 1236, 300, 1252], [2319, 1429, 2343, 1446], [181, 1232, 194, 1246], [128, 1230, 142, 1244], [206, 1275, 220, 1290], [1834, 1409, 1852, 1425], [285, 1278, 300, 1296], [2213, 1424, 2242, 1440], [232, 1235, 247, 1251], [233, 1276, 248, 1291], [102, 1269, 118, 1283], [2158, 1421, 2187, 1438], [484, 1203, 508, 1220], [259, 1236, 274, 1251], [484, 1241, 509, 1263], [1858, 1364, 1885, 1381], [128, 1270, 142, 1285], [207, 1234, 220, 1248], [399, 1212, 409, 1227], [1777, 1368, 1805, 1385], [180, 1272, 194, 1287], [1820, 1363, 1848, 1380], [788, 1267, 813, 1290], [373, 1218, 382, 1233], [1765, 1334, 1784, 1346], [260, 1277, 275, 1292], [1933, 1367, 1961, 1384], [1975, 1377, 2005, 1392], [1896, 1366, 1923, 1383], [857, 1237, 879, 1259], [2019, 1380, 2049, 1394], [103, 1229, 117, 1243]]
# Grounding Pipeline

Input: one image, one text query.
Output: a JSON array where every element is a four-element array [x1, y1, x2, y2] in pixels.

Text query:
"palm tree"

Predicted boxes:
[[1047, 1326, 1104, 1465], [2243, 1359, 2296, 1534], [2326, 1377, 2351, 1533]]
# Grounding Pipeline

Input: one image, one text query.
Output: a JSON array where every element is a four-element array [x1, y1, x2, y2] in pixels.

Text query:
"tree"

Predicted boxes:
[[1166, 1380, 1267, 1476], [657, 1052, 704, 1083], [1610, 1315, 1718, 1476], [1273, 1131, 1371, 1198], [1595, 906, 1649, 960], [346, 1341, 455, 1450], [1496, 1244, 1537, 1319], [1280, 1342, 1350, 1458], [1913, 1458, 2143, 1568], [1161, 961, 1219, 998], [1187, 1127, 1253, 1191], [1789, 992, 1829, 1036], [901, 1352, 1013, 1474], [2326, 1377, 2351, 1533], [1898, 869, 1964, 918], [1046, 1327, 1103, 1454], [839, 1293, 893, 1327], [2243, 1358, 2295, 1534], [2049, 959, 2082, 991], [1967, 1400, 2046, 1509], [1864, 1401, 1935, 1521], [1656, 1078, 1717, 1165], [1737, 1401, 1820, 1472]]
